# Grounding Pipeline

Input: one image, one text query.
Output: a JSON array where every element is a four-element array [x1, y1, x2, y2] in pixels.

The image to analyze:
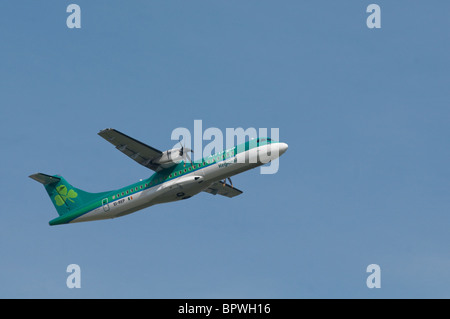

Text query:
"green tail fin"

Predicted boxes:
[[29, 173, 109, 216]]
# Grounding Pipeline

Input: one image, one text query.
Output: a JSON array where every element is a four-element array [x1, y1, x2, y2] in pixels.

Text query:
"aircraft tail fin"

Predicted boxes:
[[29, 173, 108, 217]]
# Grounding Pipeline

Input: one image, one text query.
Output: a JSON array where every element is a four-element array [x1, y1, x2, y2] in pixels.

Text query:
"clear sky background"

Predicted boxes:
[[1, 1, 449, 298]]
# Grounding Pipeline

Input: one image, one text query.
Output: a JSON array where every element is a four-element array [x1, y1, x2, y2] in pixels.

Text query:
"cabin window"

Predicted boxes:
[[112, 195, 115, 199], [174, 172, 177, 176], [117, 194, 120, 198], [184, 169, 187, 173], [169, 174, 172, 178], [126, 190, 129, 194]]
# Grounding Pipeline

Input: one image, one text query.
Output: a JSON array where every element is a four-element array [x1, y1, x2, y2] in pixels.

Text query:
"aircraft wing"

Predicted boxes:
[[203, 181, 243, 198], [98, 128, 163, 171]]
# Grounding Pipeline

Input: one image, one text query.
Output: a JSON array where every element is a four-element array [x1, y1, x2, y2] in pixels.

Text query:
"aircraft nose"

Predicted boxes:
[[279, 142, 288, 155]]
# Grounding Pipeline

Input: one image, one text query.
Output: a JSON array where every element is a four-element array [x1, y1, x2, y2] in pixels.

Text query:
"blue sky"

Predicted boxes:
[[1, 1, 449, 298]]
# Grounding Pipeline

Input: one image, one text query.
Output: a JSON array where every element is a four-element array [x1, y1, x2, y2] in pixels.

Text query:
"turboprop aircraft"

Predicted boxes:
[[30, 128, 288, 225]]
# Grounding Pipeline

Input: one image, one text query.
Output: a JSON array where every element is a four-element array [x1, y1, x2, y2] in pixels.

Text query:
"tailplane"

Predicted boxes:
[[29, 173, 109, 217]]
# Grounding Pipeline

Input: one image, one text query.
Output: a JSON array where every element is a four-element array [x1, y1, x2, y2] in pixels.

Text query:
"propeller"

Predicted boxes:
[[178, 139, 194, 167]]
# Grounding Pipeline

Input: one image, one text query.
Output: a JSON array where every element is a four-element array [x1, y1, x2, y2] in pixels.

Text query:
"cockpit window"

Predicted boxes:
[[257, 138, 271, 145]]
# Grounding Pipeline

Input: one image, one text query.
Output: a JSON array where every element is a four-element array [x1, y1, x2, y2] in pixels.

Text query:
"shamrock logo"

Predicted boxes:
[[54, 185, 78, 206]]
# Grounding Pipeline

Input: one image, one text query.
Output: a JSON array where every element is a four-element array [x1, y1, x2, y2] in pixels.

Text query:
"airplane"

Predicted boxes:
[[29, 128, 288, 226]]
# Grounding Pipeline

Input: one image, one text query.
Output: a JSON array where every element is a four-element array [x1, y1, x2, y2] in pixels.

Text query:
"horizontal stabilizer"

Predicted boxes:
[[29, 173, 61, 185]]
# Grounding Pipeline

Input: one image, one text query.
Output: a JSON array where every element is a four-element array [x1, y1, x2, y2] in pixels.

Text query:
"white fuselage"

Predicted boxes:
[[71, 142, 288, 223]]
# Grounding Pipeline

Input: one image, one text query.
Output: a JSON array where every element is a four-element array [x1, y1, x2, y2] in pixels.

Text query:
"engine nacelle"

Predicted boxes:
[[152, 149, 183, 168]]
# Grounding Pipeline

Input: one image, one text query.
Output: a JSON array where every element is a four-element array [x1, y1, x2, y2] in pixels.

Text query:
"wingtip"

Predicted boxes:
[[98, 128, 112, 134], [99, 128, 119, 137]]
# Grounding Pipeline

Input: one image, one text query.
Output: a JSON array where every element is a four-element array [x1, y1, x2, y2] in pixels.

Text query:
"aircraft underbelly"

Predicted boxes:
[[150, 173, 206, 204]]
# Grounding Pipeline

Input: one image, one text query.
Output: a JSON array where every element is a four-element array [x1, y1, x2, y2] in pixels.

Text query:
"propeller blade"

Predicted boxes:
[[186, 152, 193, 165], [177, 138, 194, 167], [178, 139, 184, 156], [183, 147, 193, 167]]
